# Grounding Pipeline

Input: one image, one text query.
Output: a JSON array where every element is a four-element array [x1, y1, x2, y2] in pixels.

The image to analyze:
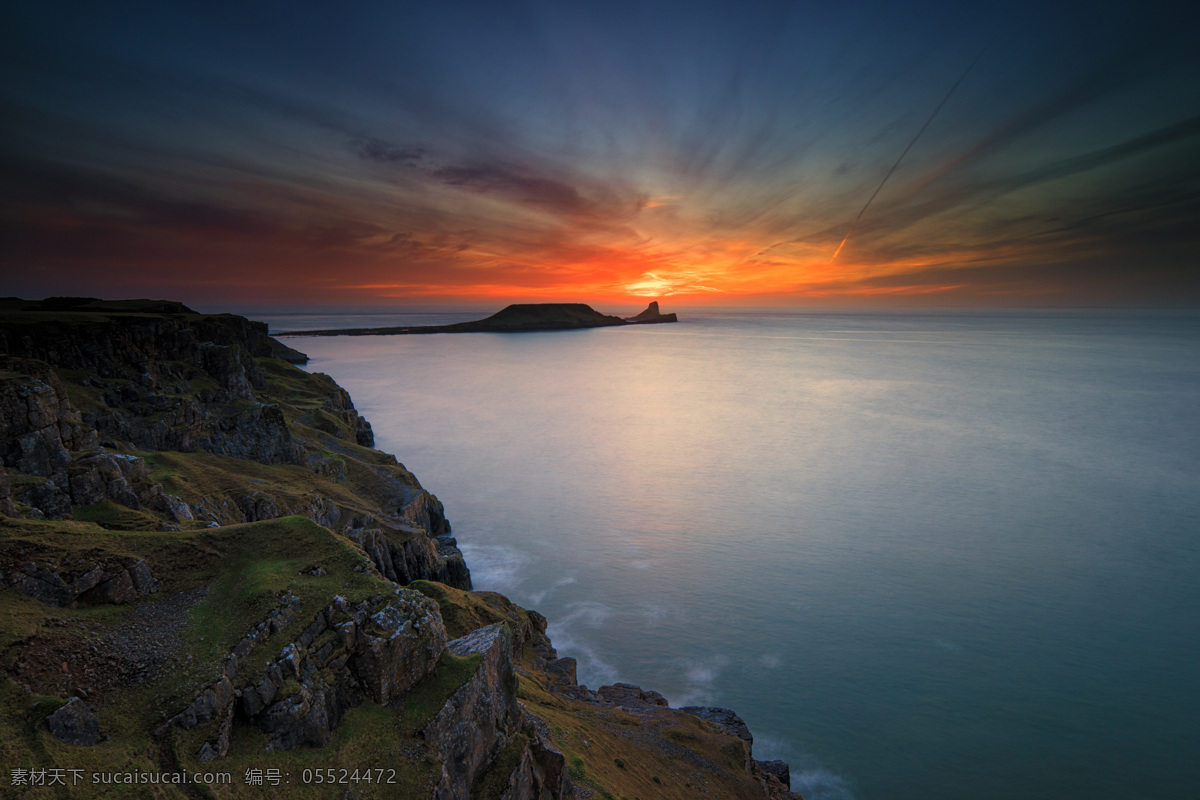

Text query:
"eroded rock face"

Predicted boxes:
[[175, 590, 446, 757], [0, 464, 14, 516], [0, 368, 96, 480], [426, 623, 522, 800], [67, 453, 154, 509], [421, 623, 570, 800], [1, 315, 306, 469], [348, 527, 471, 590], [4, 558, 160, 607]]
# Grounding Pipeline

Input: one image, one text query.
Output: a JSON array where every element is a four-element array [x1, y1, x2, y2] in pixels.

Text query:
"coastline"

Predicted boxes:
[[0, 299, 797, 799]]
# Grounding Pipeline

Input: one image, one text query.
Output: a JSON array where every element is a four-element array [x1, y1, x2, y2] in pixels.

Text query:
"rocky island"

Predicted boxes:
[[282, 302, 678, 337], [0, 298, 794, 799]]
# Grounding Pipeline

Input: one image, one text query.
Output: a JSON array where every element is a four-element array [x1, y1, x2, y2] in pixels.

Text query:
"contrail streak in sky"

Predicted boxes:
[[831, 49, 987, 261]]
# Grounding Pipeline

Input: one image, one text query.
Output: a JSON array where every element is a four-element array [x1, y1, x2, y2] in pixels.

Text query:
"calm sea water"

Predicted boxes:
[[260, 309, 1200, 800]]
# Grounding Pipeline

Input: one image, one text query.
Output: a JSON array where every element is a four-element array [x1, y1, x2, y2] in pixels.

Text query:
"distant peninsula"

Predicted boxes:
[[282, 301, 678, 337]]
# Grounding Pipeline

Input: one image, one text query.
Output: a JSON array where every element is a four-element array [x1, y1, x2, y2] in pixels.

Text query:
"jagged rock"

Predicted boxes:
[[545, 657, 577, 686], [514, 710, 570, 799], [353, 414, 374, 447], [127, 560, 161, 594], [174, 676, 237, 730], [198, 706, 236, 761], [681, 706, 754, 742], [398, 488, 453, 537], [348, 527, 471, 589], [188, 496, 246, 526], [757, 760, 791, 789], [178, 591, 443, 753], [197, 342, 258, 401], [46, 698, 102, 745], [155, 493, 194, 521], [426, 623, 522, 800], [0, 374, 74, 476], [259, 683, 323, 749], [352, 591, 447, 704], [67, 453, 154, 508], [21, 478, 73, 519], [6, 562, 74, 606], [596, 682, 670, 709], [16, 426, 72, 477], [0, 463, 15, 515], [308, 452, 348, 481], [238, 491, 281, 521], [626, 301, 678, 324], [4, 558, 160, 607], [0, 312, 312, 468], [79, 569, 136, 604], [303, 495, 341, 528]]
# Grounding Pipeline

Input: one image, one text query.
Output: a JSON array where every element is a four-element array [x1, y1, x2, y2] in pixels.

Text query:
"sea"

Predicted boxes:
[[249, 307, 1200, 800]]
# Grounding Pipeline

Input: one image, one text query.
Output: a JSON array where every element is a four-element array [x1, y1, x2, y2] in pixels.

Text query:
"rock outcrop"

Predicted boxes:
[[0, 301, 305, 467], [0, 299, 467, 590], [175, 589, 447, 757], [4, 557, 160, 607], [626, 300, 679, 324]]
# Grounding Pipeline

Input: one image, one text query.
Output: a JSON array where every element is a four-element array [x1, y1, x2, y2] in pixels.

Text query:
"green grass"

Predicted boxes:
[[470, 733, 528, 800], [208, 701, 440, 799], [408, 581, 534, 646], [0, 515, 397, 795], [398, 651, 483, 733], [177, 517, 391, 692], [72, 500, 163, 531]]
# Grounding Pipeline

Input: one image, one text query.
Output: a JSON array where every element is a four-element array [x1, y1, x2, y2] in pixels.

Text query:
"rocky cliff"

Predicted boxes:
[[0, 299, 796, 800]]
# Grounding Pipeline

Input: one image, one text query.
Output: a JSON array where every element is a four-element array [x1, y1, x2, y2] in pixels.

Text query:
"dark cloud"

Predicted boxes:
[[350, 136, 426, 166], [431, 162, 591, 216], [0, 156, 281, 240]]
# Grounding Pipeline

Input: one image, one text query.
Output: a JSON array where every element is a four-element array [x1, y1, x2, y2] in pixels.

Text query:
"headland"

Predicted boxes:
[[282, 301, 678, 337], [0, 297, 794, 799]]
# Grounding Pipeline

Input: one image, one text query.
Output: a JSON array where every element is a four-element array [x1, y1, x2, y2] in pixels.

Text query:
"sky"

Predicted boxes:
[[2, 0, 1198, 308]]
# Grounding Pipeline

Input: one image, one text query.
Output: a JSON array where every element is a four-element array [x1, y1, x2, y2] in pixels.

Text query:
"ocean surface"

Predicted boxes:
[[257, 308, 1200, 800]]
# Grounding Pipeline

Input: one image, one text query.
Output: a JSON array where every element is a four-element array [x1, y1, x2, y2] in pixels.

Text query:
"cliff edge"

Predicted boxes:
[[0, 298, 796, 799]]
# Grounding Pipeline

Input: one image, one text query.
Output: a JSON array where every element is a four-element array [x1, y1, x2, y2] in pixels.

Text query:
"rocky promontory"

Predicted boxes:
[[282, 302, 678, 337], [0, 298, 796, 799], [625, 301, 678, 324]]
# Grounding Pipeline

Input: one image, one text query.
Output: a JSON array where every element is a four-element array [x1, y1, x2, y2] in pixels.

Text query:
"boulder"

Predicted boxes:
[[46, 698, 102, 745], [352, 591, 447, 704]]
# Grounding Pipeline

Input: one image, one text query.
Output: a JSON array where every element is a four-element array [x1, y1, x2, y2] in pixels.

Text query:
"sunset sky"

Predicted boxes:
[[2, 0, 1198, 307]]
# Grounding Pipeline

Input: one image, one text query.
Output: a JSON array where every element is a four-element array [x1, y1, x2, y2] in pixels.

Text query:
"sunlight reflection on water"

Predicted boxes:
[[272, 309, 1200, 800]]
